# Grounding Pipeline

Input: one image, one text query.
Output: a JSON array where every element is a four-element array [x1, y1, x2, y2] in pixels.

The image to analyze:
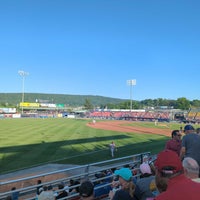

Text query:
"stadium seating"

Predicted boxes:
[[0, 152, 153, 200]]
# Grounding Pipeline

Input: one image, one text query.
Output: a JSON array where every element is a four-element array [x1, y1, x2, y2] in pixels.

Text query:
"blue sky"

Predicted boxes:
[[0, 0, 199, 101]]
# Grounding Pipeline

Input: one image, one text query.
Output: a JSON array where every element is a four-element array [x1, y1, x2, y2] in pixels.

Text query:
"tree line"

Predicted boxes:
[[84, 97, 200, 110]]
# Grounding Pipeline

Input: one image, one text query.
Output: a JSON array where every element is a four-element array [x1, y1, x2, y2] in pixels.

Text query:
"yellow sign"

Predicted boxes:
[[20, 102, 40, 107]]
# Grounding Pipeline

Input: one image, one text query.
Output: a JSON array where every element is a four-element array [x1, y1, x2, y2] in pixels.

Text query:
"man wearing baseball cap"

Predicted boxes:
[[180, 124, 200, 168], [154, 150, 200, 200]]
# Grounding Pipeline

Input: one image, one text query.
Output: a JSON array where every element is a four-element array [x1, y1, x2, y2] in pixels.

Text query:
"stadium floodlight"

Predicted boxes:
[[127, 79, 136, 111], [18, 70, 29, 114]]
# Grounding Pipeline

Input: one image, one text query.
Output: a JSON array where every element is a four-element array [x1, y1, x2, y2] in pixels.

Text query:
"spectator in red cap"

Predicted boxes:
[[154, 150, 200, 200]]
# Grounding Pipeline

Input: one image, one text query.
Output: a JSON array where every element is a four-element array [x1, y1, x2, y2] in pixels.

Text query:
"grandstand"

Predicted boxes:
[[87, 109, 171, 122], [186, 108, 200, 124], [0, 101, 193, 124]]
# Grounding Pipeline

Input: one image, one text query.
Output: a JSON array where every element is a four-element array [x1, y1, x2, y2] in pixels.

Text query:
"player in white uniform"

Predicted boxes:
[[110, 141, 116, 158]]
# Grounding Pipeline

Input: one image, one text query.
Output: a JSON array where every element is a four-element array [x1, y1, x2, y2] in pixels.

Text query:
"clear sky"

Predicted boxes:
[[0, 0, 199, 101]]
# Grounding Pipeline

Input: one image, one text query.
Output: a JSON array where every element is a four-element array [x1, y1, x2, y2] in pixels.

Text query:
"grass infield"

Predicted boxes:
[[0, 118, 184, 174]]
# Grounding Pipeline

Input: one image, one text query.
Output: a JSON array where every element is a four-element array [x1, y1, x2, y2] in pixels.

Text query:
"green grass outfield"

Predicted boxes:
[[0, 118, 186, 174]]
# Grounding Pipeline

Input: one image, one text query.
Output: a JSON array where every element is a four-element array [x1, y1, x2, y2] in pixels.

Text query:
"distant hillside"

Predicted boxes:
[[0, 93, 127, 107]]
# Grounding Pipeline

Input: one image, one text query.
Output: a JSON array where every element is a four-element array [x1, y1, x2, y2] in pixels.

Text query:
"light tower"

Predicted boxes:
[[127, 79, 136, 111], [18, 70, 29, 114]]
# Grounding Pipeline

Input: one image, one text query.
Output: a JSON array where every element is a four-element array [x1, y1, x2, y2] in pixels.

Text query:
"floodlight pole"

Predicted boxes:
[[18, 70, 29, 114], [127, 79, 136, 111]]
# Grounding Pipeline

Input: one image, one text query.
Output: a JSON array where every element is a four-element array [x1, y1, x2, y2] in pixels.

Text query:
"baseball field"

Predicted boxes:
[[0, 118, 185, 175]]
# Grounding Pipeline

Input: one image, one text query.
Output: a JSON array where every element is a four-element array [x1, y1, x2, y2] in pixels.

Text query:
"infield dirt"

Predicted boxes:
[[87, 120, 171, 137]]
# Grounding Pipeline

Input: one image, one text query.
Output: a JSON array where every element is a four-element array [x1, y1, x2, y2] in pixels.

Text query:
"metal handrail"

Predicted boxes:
[[0, 152, 151, 199]]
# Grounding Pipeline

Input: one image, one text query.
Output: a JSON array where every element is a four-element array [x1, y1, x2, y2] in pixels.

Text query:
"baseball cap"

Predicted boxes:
[[140, 163, 152, 174], [114, 168, 132, 181], [184, 125, 194, 131], [155, 150, 183, 174], [79, 180, 94, 197]]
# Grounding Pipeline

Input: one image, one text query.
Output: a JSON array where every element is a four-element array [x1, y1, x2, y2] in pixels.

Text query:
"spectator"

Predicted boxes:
[[148, 156, 157, 176], [180, 125, 200, 167], [182, 157, 200, 182], [139, 162, 152, 178], [38, 185, 55, 200], [69, 180, 80, 195], [79, 180, 94, 200], [154, 150, 200, 200], [56, 182, 68, 199], [94, 172, 112, 198], [141, 155, 156, 175], [5, 196, 12, 200], [104, 169, 114, 183], [134, 163, 158, 200], [36, 187, 44, 199], [64, 184, 69, 194], [142, 155, 149, 164], [108, 167, 136, 200], [165, 130, 182, 155], [48, 185, 57, 198], [69, 179, 75, 193], [36, 180, 43, 195], [196, 127, 200, 135], [179, 126, 183, 133], [11, 187, 19, 200]]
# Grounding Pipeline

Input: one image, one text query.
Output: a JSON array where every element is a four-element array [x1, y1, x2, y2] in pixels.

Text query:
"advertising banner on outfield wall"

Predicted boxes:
[[13, 114, 21, 118], [0, 108, 16, 113], [40, 103, 56, 108], [20, 102, 40, 107], [56, 104, 64, 108]]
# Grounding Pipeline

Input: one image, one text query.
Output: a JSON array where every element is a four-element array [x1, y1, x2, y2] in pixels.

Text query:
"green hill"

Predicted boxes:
[[0, 93, 127, 107]]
